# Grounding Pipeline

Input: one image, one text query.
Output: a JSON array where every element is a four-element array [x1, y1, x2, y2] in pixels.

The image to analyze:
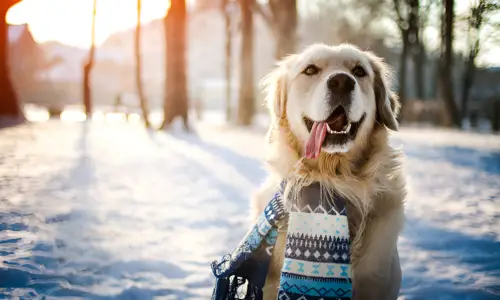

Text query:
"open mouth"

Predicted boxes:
[[303, 106, 365, 147]]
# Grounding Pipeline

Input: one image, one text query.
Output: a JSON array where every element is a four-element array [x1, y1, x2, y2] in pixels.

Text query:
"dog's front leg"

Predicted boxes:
[[352, 207, 404, 300]]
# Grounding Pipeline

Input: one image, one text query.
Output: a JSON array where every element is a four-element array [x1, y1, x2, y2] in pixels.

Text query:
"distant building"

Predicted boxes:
[[7, 24, 67, 108], [8, 24, 41, 91], [8, 24, 55, 107]]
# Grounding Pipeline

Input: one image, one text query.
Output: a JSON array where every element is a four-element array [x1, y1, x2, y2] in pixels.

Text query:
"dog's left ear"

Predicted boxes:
[[367, 53, 400, 131]]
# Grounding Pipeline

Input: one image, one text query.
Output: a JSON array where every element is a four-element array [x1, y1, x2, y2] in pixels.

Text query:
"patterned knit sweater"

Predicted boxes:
[[210, 182, 352, 300]]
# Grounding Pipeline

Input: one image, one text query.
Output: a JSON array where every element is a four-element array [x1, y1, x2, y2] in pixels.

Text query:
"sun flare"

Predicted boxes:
[[6, 0, 170, 48]]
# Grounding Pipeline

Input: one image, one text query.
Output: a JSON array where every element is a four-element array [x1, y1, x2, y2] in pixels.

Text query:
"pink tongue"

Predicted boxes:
[[305, 122, 327, 159]]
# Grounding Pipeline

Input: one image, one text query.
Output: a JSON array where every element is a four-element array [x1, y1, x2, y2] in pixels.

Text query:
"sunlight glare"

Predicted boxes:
[[104, 113, 127, 123], [60, 110, 87, 122], [6, 0, 170, 48], [91, 111, 106, 121], [23, 105, 50, 122], [127, 113, 141, 123]]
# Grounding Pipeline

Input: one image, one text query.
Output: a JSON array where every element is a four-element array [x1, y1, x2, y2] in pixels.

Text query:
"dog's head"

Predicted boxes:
[[263, 43, 400, 166]]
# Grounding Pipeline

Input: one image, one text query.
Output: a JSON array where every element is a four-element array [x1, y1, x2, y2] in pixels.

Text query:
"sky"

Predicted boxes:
[[7, 0, 171, 48], [6, 0, 500, 66]]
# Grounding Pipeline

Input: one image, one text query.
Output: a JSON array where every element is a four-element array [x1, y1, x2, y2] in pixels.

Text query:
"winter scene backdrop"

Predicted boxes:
[[1, 0, 499, 299]]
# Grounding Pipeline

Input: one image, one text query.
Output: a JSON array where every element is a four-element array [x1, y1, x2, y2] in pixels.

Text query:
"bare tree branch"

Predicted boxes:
[[393, 0, 406, 29], [250, 0, 277, 38]]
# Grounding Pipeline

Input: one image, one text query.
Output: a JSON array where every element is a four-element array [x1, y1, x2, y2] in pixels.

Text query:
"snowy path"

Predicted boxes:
[[0, 119, 499, 299]]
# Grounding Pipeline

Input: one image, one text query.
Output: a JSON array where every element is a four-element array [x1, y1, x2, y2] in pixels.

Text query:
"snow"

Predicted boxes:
[[0, 111, 499, 299]]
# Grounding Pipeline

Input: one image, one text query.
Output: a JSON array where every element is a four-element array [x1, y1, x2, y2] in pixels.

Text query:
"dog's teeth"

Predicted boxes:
[[344, 123, 352, 133], [327, 123, 351, 135], [326, 124, 334, 134]]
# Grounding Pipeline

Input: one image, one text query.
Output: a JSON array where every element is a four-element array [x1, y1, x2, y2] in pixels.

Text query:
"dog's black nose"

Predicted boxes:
[[327, 73, 355, 95]]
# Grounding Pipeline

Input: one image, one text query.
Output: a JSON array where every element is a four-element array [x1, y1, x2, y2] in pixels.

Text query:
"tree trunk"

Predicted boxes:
[[83, 0, 97, 118], [222, 0, 232, 123], [460, 52, 475, 122], [492, 99, 500, 132], [83, 62, 92, 117], [414, 38, 426, 99], [440, 0, 461, 127], [237, 0, 254, 126], [398, 30, 409, 113], [269, 0, 297, 60], [161, 0, 189, 131], [461, 0, 485, 126], [135, 0, 150, 128], [0, 4, 21, 118], [393, 0, 421, 108], [412, 0, 425, 100]]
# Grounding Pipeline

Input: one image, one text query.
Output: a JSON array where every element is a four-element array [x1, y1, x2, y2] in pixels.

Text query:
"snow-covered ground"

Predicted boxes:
[[0, 112, 499, 299]]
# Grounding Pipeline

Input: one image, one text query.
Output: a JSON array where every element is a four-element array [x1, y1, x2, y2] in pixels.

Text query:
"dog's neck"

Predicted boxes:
[[269, 118, 390, 181], [296, 182, 346, 211], [267, 120, 393, 219]]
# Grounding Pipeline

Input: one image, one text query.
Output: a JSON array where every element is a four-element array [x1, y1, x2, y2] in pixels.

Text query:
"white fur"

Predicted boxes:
[[281, 44, 377, 154]]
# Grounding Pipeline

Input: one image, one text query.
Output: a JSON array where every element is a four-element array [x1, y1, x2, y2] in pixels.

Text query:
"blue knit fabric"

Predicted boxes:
[[211, 184, 286, 299], [210, 182, 352, 300]]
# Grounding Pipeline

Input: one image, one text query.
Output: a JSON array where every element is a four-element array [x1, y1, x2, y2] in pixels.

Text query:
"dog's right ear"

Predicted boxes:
[[262, 66, 287, 118], [261, 55, 294, 119]]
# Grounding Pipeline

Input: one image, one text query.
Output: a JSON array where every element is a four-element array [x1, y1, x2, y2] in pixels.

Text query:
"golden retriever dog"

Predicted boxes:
[[250, 43, 406, 300]]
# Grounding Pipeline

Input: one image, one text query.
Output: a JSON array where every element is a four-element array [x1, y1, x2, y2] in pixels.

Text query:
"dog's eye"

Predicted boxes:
[[352, 65, 367, 77], [302, 64, 321, 76]]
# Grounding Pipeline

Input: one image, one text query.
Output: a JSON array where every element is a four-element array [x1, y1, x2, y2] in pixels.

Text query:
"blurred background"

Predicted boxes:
[[0, 0, 499, 299]]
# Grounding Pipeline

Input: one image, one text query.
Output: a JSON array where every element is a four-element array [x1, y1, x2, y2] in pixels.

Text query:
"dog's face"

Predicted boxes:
[[264, 44, 399, 157]]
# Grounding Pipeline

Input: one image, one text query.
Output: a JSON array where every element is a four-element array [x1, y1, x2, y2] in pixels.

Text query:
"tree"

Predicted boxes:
[[300, 0, 389, 47], [0, 0, 22, 118], [268, 0, 298, 60], [413, 0, 436, 100], [393, 0, 421, 108], [237, 0, 255, 126], [235, 0, 298, 126], [161, 0, 189, 131], [460, 0, 500, 123], [135, 0, 151, 128], [83, 0, 97, 118], [222, 0, 234, 123], [253, 0, 298, 60], [438, 0, 460, 127]]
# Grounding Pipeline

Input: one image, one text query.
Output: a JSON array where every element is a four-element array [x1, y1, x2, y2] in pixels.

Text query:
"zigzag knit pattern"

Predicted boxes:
[[278, 183, 352, 300], [284, 233, 350, 264]]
